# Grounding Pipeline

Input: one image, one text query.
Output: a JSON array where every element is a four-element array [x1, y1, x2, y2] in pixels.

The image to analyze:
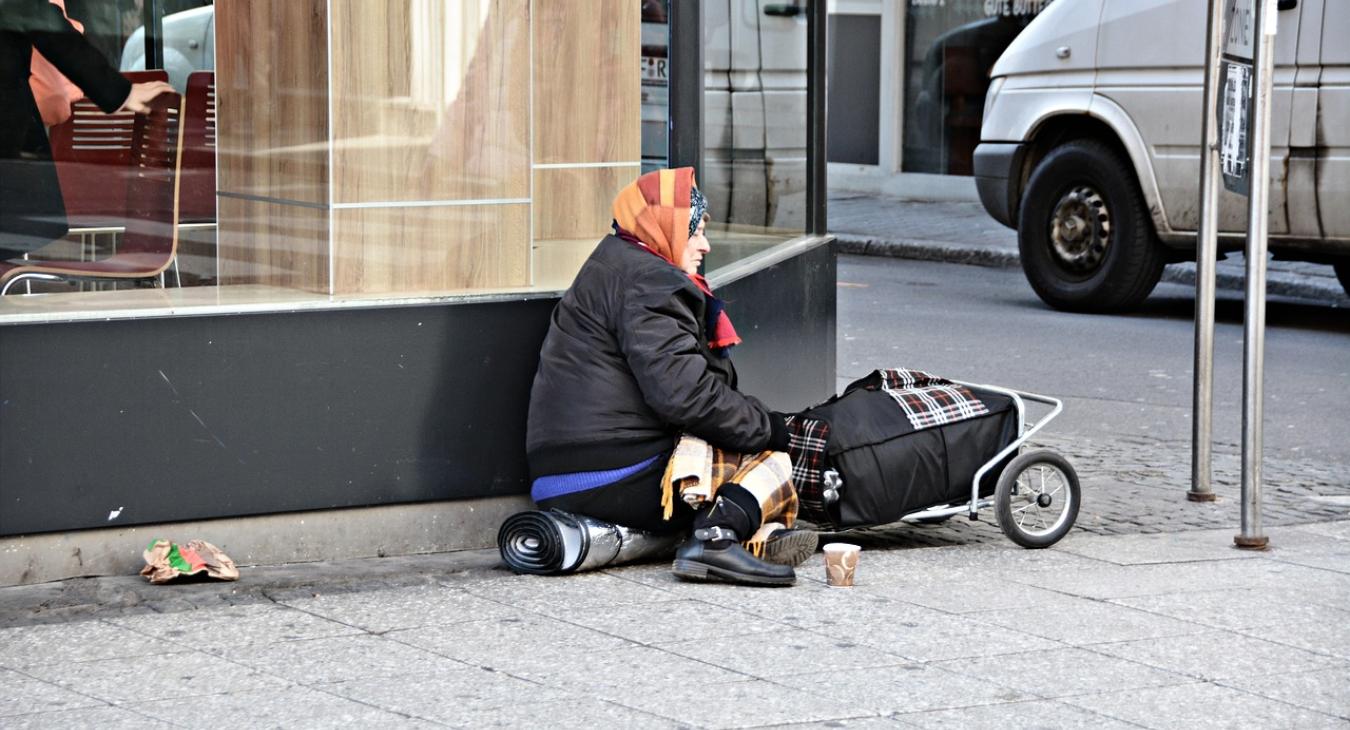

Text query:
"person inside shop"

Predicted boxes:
[[1, 0, 173, 262], [525, 167, 818, 587]]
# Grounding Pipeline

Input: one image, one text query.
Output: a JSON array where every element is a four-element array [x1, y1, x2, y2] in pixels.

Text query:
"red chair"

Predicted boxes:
[[47, 70, 170, 228], [178, 71, 216, 223], [0, 94, 184, 294]]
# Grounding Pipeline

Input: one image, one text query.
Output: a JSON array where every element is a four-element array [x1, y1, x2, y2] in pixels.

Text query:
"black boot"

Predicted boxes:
[[672, 492, 795, 587]]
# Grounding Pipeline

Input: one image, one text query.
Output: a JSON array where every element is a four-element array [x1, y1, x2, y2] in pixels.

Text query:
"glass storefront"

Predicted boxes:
[[703, 0, 809, 271], [1, 0, 816, 323], [901, 0, 1048, 175]]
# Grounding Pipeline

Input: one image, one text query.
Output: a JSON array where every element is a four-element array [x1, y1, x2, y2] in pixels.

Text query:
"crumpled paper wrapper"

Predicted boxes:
[[140, 538, 239, 584]]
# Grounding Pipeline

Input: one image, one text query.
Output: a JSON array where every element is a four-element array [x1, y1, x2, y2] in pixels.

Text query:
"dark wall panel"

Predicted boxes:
[[0, 300, 556, 536], [0, 243, 835, 536], [719, 242, 837, 412]]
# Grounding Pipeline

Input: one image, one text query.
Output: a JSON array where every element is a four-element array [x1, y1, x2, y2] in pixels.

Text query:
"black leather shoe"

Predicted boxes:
[[672, 540, 796, 587]]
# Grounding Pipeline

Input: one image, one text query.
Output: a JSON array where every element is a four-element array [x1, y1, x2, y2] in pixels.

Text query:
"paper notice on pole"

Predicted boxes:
[[1224, 0, 1255, 60], [1220, 61, 1252, 195]]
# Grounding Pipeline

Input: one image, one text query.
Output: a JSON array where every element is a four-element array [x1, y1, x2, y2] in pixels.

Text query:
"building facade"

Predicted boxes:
[[0, 0, 834, 584]]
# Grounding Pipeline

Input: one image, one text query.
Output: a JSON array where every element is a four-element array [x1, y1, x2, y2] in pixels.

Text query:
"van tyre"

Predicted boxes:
[[1018, 140, 1165, 312]]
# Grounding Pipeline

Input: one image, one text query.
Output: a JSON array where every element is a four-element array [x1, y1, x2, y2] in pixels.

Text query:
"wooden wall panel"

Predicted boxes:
[[213, 0, 640, 296], [533, 166, 636, 289], [533, 0, 641, 164], [533, 165, 638, 240], [330, 0, 530, 204], [332, 205, 529, 295], [533, 238, 597, 291], [217, 197, 330, 293], [215, 0, 330, 205]]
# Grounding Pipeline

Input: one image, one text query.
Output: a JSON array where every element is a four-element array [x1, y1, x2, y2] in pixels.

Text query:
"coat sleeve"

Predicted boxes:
[[616, 269, 788, 453], [4, 0, 131, 113]]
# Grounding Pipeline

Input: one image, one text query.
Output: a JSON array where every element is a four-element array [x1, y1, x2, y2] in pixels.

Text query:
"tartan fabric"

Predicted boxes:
[[784, 414, 833, 526], [873, 368, 989, 429], [661, 435, 798, 536], [723, 449, 797, 531]]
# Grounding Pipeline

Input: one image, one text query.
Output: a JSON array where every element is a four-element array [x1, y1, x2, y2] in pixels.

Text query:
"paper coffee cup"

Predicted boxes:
[[822, 542, 860, 587]]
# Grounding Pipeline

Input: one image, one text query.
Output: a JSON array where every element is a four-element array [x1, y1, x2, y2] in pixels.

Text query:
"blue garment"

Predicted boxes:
[[530, 454, 663, 503]]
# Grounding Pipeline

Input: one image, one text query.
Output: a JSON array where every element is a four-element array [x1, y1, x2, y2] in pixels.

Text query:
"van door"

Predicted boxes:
[[1094, 0, 1302, 236], [1315, 1, 1350, 239], [1286, 0, 1324, 240]]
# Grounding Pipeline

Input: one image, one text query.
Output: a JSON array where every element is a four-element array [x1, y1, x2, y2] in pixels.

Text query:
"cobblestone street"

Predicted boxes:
[[823, 433, 1350, 550]]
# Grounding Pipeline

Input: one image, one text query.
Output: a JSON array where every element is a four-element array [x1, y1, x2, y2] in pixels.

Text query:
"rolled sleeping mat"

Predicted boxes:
[[498, 509, 681, 575]]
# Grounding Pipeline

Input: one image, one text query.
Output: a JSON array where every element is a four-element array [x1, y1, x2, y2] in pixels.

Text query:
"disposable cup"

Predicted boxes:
[[822, 542, 860, 587]]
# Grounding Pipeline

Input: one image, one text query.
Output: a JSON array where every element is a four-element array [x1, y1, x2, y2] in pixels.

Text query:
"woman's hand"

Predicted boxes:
[[117, 80, 174, 114]]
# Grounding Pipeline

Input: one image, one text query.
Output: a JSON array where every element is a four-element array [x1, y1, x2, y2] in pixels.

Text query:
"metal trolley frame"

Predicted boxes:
[[827, 382, 1080, 549]]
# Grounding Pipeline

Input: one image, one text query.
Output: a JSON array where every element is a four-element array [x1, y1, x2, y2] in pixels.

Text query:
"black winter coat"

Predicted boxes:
[[526, 236, 788, 479], [0, 0, 130, 255]]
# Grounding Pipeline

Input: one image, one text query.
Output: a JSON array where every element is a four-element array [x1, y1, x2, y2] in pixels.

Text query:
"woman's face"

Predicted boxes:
[[683, 217, 710, 275]]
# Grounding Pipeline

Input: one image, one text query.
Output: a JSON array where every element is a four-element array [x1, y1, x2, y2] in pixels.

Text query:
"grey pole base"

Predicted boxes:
[[1234, 534, 1270, 550], [1187, 490, 1218, 503]]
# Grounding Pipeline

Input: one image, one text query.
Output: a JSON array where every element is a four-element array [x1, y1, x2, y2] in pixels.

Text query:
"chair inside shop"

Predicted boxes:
[[47, 69, 170, 229], [0, 93, 185, 295], [178, 71, 216, 224]]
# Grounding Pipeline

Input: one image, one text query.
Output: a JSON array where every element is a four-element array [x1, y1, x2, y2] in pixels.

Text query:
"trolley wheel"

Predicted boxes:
[[995, 450, 1080, 549]]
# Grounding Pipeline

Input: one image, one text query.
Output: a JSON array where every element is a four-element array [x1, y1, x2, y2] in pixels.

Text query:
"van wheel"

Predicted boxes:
[[1335, 262, 1350, 298], [1018, 140, 1165, 312]]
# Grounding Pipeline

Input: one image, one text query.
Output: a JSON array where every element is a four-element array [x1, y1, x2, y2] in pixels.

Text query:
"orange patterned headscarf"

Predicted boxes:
[[611, 167, 699, 270], [610, 167, 741, 353]]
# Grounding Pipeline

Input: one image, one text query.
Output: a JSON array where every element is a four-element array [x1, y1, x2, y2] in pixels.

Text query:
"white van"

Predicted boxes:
[[974, 0, 1349, 311]]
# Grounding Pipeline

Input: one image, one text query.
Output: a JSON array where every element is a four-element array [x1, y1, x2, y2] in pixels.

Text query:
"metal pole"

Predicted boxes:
[[806, 0, 829, 236], [1190, 0, 1225, 503], [668, 0, 705, 177], [1236, 0, 1275, 550]]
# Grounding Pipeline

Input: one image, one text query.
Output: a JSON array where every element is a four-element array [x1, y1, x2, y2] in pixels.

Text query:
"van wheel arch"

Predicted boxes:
[[1014, 116, 1139, 228]]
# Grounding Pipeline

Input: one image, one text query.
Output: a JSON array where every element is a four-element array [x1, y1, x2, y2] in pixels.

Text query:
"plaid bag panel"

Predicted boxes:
[[874, 368, 989, 430], [784, 414, 834, 527]]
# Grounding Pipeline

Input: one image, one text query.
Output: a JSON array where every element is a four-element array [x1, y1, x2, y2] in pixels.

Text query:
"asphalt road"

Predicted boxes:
[[836, 254, 1350, 467]]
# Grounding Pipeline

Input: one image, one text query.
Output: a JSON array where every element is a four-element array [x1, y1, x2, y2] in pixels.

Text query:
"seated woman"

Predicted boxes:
[[525, 167, 814, 586]]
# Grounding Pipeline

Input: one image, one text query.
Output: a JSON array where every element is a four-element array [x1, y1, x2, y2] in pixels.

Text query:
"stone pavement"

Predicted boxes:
[[828, 193, 1350, 307], [0, 522, 1347, 728]]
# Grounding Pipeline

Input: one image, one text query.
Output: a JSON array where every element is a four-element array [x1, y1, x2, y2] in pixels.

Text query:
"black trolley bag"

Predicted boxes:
[[790, 370, 1020, 531]]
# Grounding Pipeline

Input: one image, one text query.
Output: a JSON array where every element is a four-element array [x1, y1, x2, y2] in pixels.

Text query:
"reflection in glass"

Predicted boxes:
[[641, 0, 670, 174], [902, 0, 1045, 175], [702, 0, 808, 274]]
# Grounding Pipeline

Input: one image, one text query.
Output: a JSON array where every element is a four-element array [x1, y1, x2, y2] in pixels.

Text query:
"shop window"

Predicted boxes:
[[1, 0, 818, 324], [702, 0, 809, 273], [901, 0, 1047, 175]]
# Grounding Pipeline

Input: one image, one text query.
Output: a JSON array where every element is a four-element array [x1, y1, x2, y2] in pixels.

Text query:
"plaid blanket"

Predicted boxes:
[[874, 368, 989, 429], [661, 435, 797, 551], [784, 415, 832, 525]]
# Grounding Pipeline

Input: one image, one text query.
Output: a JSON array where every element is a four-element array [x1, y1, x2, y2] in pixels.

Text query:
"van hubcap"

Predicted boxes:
[[1050, 186, 1111, 274]]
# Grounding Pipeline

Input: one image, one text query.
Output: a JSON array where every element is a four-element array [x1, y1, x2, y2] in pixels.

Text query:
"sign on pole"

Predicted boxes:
[[1219, 0, 1255, 195]]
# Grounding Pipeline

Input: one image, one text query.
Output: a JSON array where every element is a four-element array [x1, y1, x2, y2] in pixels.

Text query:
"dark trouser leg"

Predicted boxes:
[[536, 457, 692, 534]]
